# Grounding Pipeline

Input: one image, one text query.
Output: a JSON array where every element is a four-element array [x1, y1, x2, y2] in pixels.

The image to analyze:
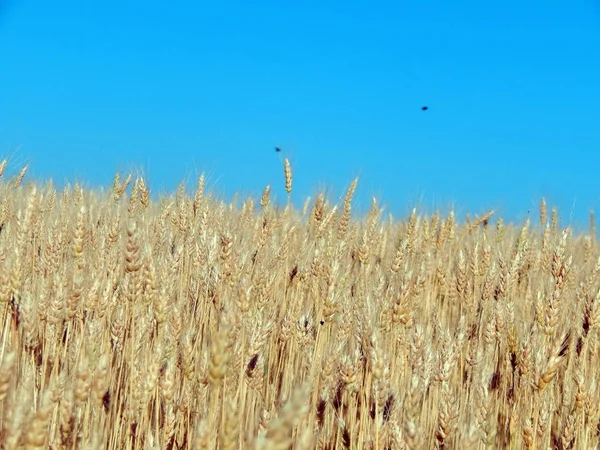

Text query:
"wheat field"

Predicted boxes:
[[0, 158, 598, 449]]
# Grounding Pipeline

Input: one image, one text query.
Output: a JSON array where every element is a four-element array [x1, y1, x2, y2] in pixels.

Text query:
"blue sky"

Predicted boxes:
[[1, 1, 600, 226]]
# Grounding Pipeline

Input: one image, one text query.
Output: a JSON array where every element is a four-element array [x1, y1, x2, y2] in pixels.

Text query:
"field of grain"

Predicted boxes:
[[0, 158, 598, 449]]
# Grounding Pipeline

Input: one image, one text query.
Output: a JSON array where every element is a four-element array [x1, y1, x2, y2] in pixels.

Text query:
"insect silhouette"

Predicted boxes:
[[421, 106, 428, 111], [275, 147, 281, 153]]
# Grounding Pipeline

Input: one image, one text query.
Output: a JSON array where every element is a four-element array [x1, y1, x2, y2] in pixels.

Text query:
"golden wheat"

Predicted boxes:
[[0, 160, 599, 448]]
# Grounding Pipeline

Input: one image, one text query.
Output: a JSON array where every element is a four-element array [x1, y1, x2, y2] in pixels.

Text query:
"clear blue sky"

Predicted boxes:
[[1, 1, 600, 225]]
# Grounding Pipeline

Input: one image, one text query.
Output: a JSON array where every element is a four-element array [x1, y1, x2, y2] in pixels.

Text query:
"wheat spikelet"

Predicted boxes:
[[128, 178, 139, 215], [113, 172, 132, 201], [24, 386, 55, 448], [220, 399, 238, 450], [178, 330, 196, 381], [540, 197, 547, 226], [260, 185, 271, 210], [91, 354, 110, 407], [13, 164, 28, 188], [338, 177, 358, 239], [73, 205, 86, 260], [469, 210, 495, 231], [193, 173, 205, 217], [256, 384, 309, 450], [208, 325, 230, 387], [551, 207, 559, 233], [0, 159, 7, 179], [124, 219, 142, 274], [4, 381, 32, 450], [139, 176, 150, 209], [0, 352, 16, 402], [283, 158, 292, 195], [522, 418, 534, 449], [536, 331, 571, 392]]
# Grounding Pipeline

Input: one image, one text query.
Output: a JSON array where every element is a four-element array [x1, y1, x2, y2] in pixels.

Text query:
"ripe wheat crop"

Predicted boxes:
[[0, 158, 598, 449]]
